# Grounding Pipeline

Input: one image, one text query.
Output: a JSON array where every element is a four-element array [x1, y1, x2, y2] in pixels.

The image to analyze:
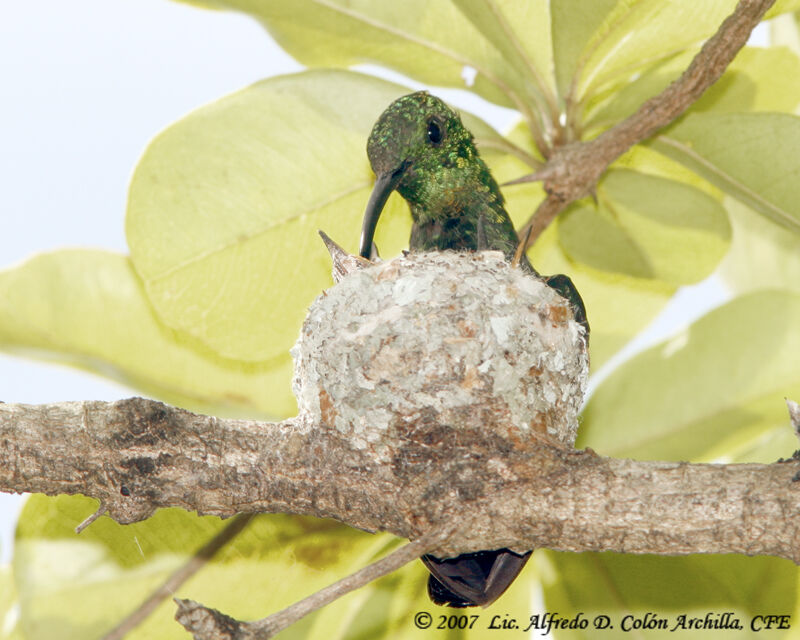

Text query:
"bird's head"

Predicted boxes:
[[359, 92, 478, 258]]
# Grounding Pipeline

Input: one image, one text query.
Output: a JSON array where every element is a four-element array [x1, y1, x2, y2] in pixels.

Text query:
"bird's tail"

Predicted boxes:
[[421, 549, 531, 608]]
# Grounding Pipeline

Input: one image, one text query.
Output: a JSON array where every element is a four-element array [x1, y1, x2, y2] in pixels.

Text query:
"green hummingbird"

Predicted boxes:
[[359, 92, 588, 608]]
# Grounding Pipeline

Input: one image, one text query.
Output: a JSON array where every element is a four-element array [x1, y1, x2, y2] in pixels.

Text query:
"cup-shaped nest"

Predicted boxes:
[[292, 251, 588, 460]]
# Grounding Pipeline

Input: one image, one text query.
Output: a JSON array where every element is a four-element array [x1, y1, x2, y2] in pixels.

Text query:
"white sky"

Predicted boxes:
[[0, 2, 767, 565]]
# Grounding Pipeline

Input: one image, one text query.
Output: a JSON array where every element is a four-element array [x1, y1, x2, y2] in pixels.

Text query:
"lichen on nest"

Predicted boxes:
[[292, 251, 588, 460]]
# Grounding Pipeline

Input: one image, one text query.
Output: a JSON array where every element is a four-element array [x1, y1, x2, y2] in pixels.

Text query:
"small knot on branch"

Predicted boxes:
[[175, 598, 251, 640]]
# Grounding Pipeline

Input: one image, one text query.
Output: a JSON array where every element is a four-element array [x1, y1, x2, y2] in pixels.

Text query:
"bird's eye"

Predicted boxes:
[[426, 119, 443, 145]]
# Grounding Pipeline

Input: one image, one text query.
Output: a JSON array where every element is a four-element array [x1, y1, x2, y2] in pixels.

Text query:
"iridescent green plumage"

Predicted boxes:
[[365, 93, 519, 258], [360, 92, 588, 331], [359, 92, 588, 608]]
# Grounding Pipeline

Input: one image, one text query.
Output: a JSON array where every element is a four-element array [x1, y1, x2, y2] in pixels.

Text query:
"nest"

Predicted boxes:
[[292, 249, 588, 462]]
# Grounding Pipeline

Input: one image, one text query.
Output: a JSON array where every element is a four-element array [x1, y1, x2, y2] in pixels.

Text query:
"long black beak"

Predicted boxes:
[[359, 166, 406, 259]]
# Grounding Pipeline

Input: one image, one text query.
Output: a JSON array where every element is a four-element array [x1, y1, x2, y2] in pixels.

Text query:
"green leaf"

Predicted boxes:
[[550, 0, 619, 99], [653, 112, 800, 234], [564, 0, 800, 107], [558, 169, 730, 284], [583, 51, 694, 136], [524, 222, 674, 369], [579, 290, 800, 462], [572, 1, 738, 101], [450, 0, 558, 116], [172, 0, 527, 110], [13, 495, 402, 640], [14, 497, 224, 640], [613, 141, 722, 198], [587, 45, 800, 134], [719, 198, 800, 295], [539, 551, 798, 640], [690, 46, 800, 114], [127, 70, 416, 363], [560, 202, 653, 279], [770, 11, 800, 54], [14, 495, 543, 640], [0, 250, 295, 418]]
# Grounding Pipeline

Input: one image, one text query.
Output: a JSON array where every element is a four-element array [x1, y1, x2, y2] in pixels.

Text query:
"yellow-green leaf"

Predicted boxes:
[[613, 142, 722, 197], [550, 0, 618, 99], [0, 250, 295, 418], [690, 46, 800, 114], [127, 70, 417, 363], [587, 45, 800, 134], [559, 169, 730, 284], [583, 51, 695, 136], [172, 0, 525, 110], [13, 495, 542, 640], [451, 0, 558, 118], [579, 290, 800, 461], [560, 201, 654, 278], [13, 495, 403, 640], [770, 11, 800, 54], [539, 551, 797, 640], [524, 222, 674, 369], [566, 0, 800, 107], [653, 112, 800, 234], [719, 198, 800, 295], [0, 564, 21, 640], [573, 1, 737, 102]]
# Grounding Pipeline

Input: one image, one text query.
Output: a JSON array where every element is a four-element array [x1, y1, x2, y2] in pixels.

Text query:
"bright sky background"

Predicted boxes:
[[0, 2, 767, 566]]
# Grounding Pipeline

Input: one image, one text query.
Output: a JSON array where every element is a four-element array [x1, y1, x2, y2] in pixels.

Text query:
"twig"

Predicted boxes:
[[511, 224, 533, 268], [101, 514, 254, 640], [174, 527, 452, 640], [515, 0, 776, 248], [75, 504, 107, 534]]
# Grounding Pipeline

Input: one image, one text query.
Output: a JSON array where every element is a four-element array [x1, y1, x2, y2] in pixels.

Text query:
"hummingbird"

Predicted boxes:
[[358, 92, 588, 608]]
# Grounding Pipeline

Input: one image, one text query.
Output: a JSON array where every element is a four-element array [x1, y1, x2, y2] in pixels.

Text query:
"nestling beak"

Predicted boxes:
[[359, 165, 407, 259]]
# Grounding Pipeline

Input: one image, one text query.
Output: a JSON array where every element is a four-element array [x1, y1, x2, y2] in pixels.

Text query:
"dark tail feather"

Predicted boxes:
[[543, 273, 589, 339], [421, 549, 531, 608]]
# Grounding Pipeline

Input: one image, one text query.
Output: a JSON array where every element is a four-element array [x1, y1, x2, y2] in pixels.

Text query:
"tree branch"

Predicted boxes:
[[516, 0, 776, 247], [2, 397, 799, 563]]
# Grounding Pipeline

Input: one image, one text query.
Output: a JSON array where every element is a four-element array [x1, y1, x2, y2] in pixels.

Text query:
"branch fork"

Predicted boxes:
[[514, 0, 776, 248]]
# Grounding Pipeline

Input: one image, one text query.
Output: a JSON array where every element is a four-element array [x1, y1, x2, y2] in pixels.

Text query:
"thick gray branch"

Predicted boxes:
[[2, 397, 799, 562], [2, 253, 798, 563]]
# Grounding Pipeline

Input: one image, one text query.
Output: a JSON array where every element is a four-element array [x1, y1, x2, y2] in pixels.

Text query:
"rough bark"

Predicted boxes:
[[2, 397, 799, 563]]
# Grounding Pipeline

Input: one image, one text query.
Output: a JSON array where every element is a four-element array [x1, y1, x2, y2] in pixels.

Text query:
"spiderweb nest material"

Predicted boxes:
[[292, 250, 588, 463]]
